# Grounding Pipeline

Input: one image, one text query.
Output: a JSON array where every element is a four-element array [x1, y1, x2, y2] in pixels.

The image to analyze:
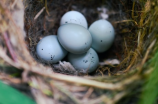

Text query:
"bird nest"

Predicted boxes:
[[0, 0, 157, 104]]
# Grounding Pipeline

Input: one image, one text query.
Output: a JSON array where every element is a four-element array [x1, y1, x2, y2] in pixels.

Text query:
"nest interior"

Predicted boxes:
[[25, 0, 134, 75], [0, 0, 157, 104]]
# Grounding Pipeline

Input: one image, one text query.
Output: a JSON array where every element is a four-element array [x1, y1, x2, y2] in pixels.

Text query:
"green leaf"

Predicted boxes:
[[0, 81, 36, 104], [139, 50, 158, 104]]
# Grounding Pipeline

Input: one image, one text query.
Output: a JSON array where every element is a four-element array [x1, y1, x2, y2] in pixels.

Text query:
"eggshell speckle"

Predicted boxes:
[[89, 19, 115, 53], [68, 48, 99, 73], [57, 24, 92, 54], [60, 11, 88, 28], [36, 35, 67, 63]]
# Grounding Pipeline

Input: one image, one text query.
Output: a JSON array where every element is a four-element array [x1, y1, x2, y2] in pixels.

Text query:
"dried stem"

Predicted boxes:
[[3, 31, 17, 62]]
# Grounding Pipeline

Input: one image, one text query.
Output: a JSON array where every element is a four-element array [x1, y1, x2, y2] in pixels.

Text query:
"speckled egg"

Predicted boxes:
[[57, 24, 92, 54], [60, 11, 88, 28], [89, 19, 115, 53], [68, 48, 99, 73], [36, 35, 67, 63]]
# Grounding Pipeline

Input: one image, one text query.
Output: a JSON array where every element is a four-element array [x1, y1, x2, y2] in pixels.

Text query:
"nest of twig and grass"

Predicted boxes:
[[0, 0, 157, 104]]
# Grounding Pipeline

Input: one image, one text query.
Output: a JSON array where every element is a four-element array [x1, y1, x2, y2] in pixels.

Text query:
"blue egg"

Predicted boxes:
[[36, 35, 67, 63], [89, 19, 115, 53], [68, 48, 99, 73], [57, 24, 92, 54], [60, 11, 88, 28]]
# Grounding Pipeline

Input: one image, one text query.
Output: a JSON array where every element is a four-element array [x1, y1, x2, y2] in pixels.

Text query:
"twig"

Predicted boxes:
[[49, 73, 125, 90], [0, 46, 19, 67], [139, 39, 156, 73], [51, 82, 81, 104], [138, 30, 141, 47], [88, 95, 111, 104], [34, 7, 45, 20], [11, 0, 18, 9], [111, 92, 127, 104], [114, 20, 138, 26], [132, 1, 135, 19], [3, 31, 17, 62], [87, 92, 127, 104], [122, 51, 138, 73], [0, 73, 22, 84], [82, 87, 93, 99], [45, 0, 49, 15]]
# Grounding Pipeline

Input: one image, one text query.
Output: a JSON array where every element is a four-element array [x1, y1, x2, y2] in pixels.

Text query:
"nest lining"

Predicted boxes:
[[25, 0, 129, 76]]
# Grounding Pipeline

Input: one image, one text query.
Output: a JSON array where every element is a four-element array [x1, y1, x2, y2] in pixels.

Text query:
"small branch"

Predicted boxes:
[[82, 87, 93, 99], [139, 39, 156, 73], [0, 73, 22, 84], [114, 20, 138, 26], [3, 31, 17, 62], [51, 82, 81, 104], [48, 73, 123, 90], [34, 7, 45, 20]]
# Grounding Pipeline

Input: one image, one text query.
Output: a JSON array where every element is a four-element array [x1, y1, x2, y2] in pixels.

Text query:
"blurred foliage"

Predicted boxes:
[[139, 47, 158, 104], [0, 81, 36, 104], [138, 0, 158, 103]]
